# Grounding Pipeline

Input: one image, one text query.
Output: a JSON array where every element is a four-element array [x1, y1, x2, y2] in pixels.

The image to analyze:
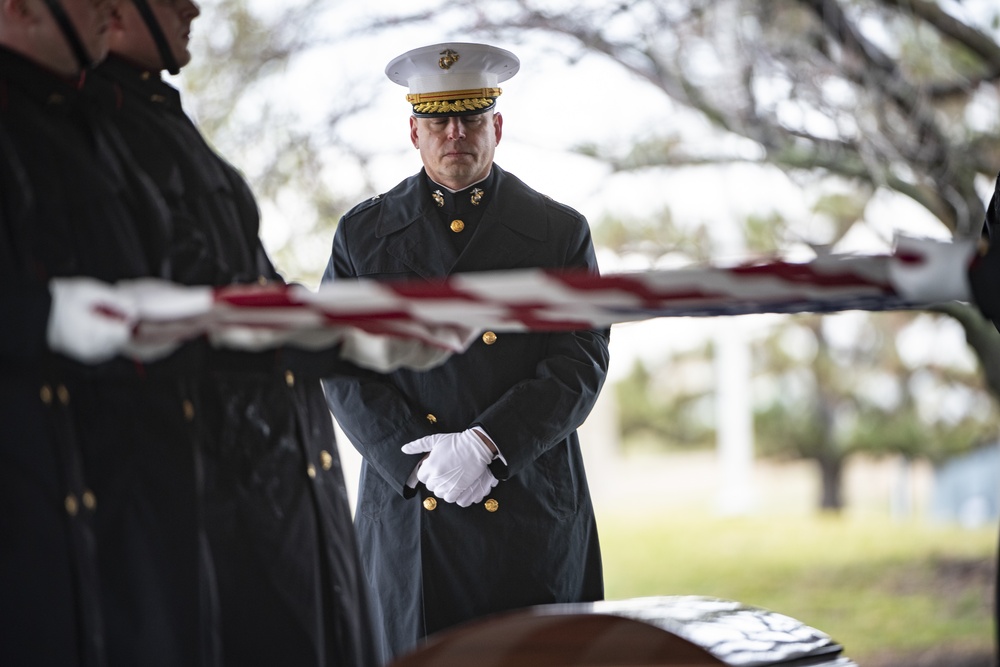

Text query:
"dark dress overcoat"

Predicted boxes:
[[90, 57, 380, 667], [976, 171, 1000, 660], [322, 165, 610, 660], [0, 47, 207, 666]]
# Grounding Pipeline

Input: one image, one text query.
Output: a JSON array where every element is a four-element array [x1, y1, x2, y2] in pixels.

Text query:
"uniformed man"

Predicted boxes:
[[322, 42, 611, 660], [0, 0, 213, 664], [87, 1, 382, 664]]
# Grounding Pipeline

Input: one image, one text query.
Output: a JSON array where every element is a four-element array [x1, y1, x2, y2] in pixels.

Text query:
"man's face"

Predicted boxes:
[[111, 0, 200, 71], [410, 110, 503, 191]]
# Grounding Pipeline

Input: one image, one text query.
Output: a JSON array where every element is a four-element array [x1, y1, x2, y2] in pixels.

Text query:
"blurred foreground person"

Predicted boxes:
[[86, 0, 405, 664], [0, 0, 213, 664], [322, 42, 610, 660]]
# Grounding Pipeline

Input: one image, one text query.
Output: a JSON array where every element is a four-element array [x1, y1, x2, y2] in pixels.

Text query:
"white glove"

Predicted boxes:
[[292, 284, 480, 371], [338, 327, 468, 373], [47, 277, 138, 363], [887, 234, 977, 303], [453, 468, 499, 508], [401, 429, 495, 504], [116, 278, 214, 320], [116, 279, 214, 361], [206, 324, 469, 371], [208, 326, 303, 352]]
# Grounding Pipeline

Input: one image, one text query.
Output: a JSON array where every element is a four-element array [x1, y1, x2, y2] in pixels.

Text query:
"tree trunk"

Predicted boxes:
[[817, 456, 843, 511]]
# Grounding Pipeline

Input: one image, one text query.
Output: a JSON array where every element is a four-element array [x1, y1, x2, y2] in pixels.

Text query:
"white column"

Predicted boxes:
[[715, 321, 755, 515]]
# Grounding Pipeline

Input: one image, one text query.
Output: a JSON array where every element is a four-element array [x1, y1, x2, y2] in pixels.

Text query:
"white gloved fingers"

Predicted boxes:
[[454, 469, 498, 507], [401, 441, 433, 456], [268, 327, 345, 351], [208, 326, 292, 352], [110, 280, 214, 355], [428, 468, 466, 502], [401, 433, 443, 455], [439, 469, 472, 504], [338, 327, 458, 373], [374, 318, 480, 354], [47, 277, 138, 363], [116, 278, 214, 320], [402, 434, 445, 490], [888, 235, 977, 303], [457, 472, 497, 508], [434, 323, 482, 354], [337, 328, 403, 373]]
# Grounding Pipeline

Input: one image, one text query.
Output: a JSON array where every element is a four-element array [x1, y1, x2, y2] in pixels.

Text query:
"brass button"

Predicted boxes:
[[426, 414, 437, 424], [182, 399, 195, 422], [47, 93, 64, 105], [484, 498, 499, 513], [482, 331, 498, 345], [140, 71, 151, 80], [56, 385, 70, 406], [285, 370, 295, 388], [423, 497, 438, 511], [40, 385, 53, 405], [307, 464, 317, 479], [450, 219, 465, 233], [82, 490, 97, 511], [65, 494, 79, 517], [320, 450, 334, 471], [151, 94, 167, 103], [257, 275, 269, 285]]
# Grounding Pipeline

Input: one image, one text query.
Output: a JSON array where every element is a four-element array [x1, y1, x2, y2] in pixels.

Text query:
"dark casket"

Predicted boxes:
[[389, 595, 857, 667]]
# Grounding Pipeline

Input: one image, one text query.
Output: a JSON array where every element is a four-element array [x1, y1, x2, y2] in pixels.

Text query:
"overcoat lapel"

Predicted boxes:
[[453, 167, 549, 273], [377, 175, 457, 279]]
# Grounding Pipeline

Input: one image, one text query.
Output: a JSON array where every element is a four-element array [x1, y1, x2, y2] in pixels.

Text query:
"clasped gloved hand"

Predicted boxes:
[[47, 277, 138, 363], [401, 428, 497, 506], [453, 468, 499, 507]]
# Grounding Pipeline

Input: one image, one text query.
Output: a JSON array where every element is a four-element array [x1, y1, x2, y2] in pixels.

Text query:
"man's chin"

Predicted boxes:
[[437, 167, 473, 182]]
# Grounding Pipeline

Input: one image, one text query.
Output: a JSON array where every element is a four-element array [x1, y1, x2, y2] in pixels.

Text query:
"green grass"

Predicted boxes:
[[597, 512, 997, 662]]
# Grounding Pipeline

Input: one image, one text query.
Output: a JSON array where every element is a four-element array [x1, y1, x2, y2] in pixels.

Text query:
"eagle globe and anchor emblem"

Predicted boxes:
[[438, 48, 460, 70]]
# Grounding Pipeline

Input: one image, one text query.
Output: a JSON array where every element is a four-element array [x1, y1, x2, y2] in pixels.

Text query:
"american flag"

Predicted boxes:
[[132, 235, 977, 353]]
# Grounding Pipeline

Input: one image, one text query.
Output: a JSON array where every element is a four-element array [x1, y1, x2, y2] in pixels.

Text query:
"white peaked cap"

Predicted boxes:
[[385, 42, 520, 116]]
